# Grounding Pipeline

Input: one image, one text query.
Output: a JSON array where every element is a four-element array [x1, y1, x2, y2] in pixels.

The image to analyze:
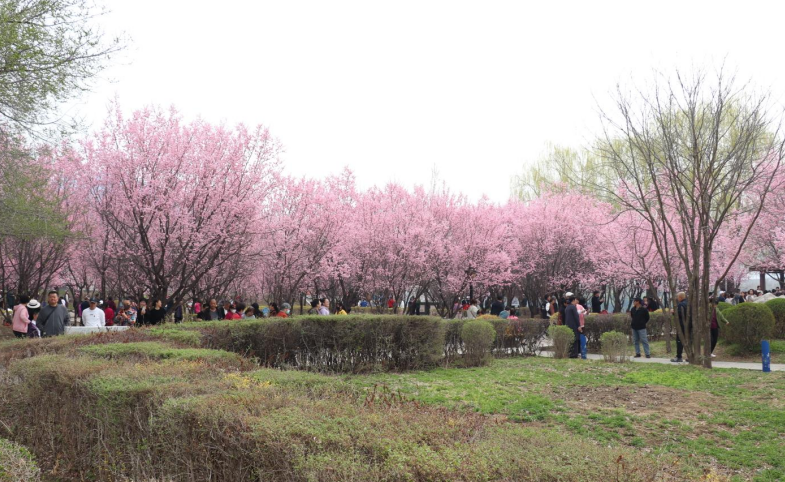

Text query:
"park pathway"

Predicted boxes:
[[539, 352, 784, 371]]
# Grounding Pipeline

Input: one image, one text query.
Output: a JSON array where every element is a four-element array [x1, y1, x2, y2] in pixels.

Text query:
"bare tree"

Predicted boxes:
[[596, 67, 784, 367]]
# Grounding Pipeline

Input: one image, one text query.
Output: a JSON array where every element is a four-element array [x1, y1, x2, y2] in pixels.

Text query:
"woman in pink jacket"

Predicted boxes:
[[11, 294, 31, 338]]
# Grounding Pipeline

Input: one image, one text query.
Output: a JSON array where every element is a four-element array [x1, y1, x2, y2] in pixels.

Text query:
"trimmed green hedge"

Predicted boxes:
[[583, 314, 629, 350], [724, 303, 775, 353], [717, 301, 733, 312], [461, 320, 496, 366], [765, 299, 785, 339], [199, 316, 446, 372]]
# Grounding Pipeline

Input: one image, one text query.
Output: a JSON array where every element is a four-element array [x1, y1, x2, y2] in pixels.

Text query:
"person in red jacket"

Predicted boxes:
[[224, 300, 241, 320], [103, 302, 115, 326]]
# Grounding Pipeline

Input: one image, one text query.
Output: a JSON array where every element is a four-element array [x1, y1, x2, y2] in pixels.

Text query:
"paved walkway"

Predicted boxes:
[[539, 352, 784, 371]]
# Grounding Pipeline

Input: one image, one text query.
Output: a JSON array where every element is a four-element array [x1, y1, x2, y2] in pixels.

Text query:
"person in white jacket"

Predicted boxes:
[[82, 298, 105, 327]]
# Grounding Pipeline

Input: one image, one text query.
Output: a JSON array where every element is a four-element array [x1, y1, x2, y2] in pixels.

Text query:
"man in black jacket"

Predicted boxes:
[[197, 299, 224, 321], [630, 298, 651, 358], [564, 297, 581, 358], [490, 295, 505, 316], [671, 292, 691, 363]]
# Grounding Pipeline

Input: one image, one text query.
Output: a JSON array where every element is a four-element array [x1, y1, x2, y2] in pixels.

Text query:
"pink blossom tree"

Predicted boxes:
[[81, 105, 280, 308]]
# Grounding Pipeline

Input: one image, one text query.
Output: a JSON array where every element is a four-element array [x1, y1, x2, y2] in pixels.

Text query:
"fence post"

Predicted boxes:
[[580, 334, 587, 359], [762, 340, 771, 373]]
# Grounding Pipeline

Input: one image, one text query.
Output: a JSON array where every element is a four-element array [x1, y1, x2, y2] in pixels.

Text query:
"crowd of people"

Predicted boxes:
[[6, 285, 783, 355]]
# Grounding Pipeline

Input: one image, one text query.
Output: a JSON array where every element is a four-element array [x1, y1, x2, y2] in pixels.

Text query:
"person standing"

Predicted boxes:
[[319, 298, 330, 315], [709, 298, 725, 358], [671, 292, 691, 363], [103, 302, 115, 327], [147, 299, 166, 325], [82, 299, 106, 328], [407, 297, 417, 316], [591, 291, 604, 314], [117, 300, 138, 326], [198, 299, 222, 321], [630, 298, 651, 358], [38, 291, 69, 336], [26, 300, 42, 337], [490, 295, 504, 316], [564, 297, 581, 358], [224, 301, 241, 320], [11, 295, 31, 338], [136, 299, 149, 326], [466, 299, 479, 319], [78, 297, 90, 324]]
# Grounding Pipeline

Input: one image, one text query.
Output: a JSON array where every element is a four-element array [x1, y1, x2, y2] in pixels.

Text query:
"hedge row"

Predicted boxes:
[[0, 350, 670, 481], [198, 316, 445, 372]]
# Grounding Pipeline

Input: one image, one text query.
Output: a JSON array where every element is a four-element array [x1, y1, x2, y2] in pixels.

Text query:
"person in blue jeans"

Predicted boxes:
[[630, 298, 651, 358]]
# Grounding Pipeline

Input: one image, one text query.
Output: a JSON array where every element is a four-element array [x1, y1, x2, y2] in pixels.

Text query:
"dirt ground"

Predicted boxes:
[[561, 384, 717, 419]]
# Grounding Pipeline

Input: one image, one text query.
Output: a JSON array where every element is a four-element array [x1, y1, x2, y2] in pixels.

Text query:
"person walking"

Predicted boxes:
[[671, 292, 691, 363], [38, 291, 69, 336], [277, 303, 291, 318], [335, 302, 348, 315], [564, 297, 581, 358], [11, 295, 31, 338], [630, 298, 651, 358], [82, 299, 106, 328], [308, 299, 321, 315]]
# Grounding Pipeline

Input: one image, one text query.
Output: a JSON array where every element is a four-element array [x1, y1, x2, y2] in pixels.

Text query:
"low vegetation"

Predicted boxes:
[[0, 315, 782, 481]]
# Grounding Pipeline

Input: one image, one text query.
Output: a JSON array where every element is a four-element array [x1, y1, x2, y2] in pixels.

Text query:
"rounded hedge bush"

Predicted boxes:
[[724, 303, 775, 353], [548, 324, 575, 359], [461, 319, 496, 366], [600, 330, 629, 363], [717, 302, 733, 312], [765, 298, 785, 339]]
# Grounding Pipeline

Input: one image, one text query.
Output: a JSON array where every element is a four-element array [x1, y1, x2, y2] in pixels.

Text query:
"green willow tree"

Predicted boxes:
[[0, 0, 123, 133]]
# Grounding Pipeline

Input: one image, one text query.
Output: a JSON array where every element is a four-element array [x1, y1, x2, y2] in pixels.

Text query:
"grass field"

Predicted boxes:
[[595, 339, 785, 363], [349, 357, 785, 481], [1, 321, 783, 481]]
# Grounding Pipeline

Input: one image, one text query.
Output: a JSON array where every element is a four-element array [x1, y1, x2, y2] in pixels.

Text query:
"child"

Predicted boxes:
[[26, 299, 42, 338]]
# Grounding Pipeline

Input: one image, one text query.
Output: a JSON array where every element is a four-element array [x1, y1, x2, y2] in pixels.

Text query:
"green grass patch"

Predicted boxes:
[[79, 341, 241, 363]]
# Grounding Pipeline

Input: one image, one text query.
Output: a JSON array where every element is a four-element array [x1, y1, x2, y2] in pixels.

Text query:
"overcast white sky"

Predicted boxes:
[[79, 0, 785, 203]]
